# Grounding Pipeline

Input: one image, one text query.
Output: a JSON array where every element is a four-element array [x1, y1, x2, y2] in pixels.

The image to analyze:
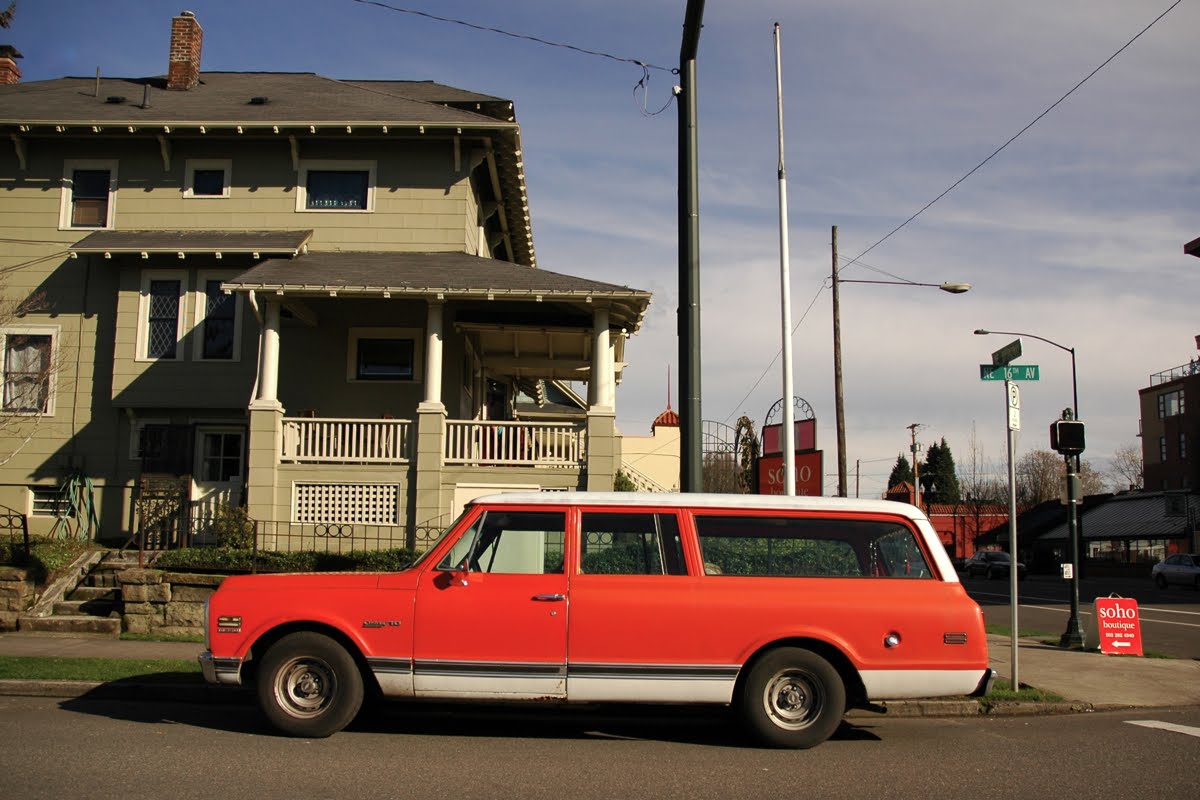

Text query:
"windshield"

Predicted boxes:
[[988, 552, 1010, 562]]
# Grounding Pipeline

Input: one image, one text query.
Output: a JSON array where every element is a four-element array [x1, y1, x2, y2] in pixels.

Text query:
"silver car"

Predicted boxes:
[[1151, 553, 1200, 590]]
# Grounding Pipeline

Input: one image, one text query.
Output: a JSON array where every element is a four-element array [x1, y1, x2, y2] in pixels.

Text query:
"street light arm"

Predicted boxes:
[[841, 278, 971, 293], [974, 328, 1071, 355]]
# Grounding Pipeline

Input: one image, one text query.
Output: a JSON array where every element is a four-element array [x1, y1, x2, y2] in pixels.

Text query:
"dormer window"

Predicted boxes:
[[297, 160, 375, 212]]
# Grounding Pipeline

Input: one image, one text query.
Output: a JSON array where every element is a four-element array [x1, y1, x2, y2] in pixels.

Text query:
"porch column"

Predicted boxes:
[[424, 300, 444, 405], [590, 305, 614, 411], [253, 299, 282, 409], [247, 298, 284, 524]]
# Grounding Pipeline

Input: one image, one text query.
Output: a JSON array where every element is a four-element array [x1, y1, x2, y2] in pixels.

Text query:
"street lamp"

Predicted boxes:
[[974, 328, 1085, 649], [831, 227, 970, 498]]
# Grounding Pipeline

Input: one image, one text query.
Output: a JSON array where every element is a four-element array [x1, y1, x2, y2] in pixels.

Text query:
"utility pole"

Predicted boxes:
[[855, 458, 860, 498], [677, 0, 706, 492], [832, 225, 847, 497], [908, 423, 922, 510]]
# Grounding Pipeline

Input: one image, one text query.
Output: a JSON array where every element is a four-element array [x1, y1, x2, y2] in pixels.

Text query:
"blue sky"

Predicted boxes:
[[7, 1, 1198, 495]]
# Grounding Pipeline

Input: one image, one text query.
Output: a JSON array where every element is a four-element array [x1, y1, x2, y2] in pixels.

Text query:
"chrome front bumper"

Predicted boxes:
[[199, 651, 244, 686]]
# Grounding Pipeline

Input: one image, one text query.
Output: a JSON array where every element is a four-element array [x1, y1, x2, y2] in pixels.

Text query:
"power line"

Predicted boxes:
[[348, 0, 675, 73], [841, 0, 1184, 270]]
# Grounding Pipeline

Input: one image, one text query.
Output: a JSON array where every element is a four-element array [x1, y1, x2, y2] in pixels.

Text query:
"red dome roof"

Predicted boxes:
[[652, 408, 680, 430]]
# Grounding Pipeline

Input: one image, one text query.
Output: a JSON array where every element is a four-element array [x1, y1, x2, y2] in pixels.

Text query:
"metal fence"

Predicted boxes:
[[0, 504, 30, 559]]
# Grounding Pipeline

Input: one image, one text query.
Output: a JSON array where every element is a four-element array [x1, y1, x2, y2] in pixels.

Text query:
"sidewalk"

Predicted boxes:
[[2, 631, 1199, 713]]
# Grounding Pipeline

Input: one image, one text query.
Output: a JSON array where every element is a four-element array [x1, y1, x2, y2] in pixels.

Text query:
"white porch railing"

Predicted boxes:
[[281, 417, 412, 464], [445, 420, 585, 467], [620, 462, 674, 493]]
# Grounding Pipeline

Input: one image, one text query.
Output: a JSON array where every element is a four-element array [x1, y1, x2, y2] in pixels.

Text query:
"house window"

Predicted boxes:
[[297, 160, 375, 212], [1160, 436, 1168, 462], [183, 159, 232, 198], [59, 160, 117, 229], [347, 327, 421, 383], [1, 329, 55, 414], [194, 275, 241, 361], [138, 273, 187, 361], [129, 418, 170, 460], [29, 486, 63, 517], [1180, 433, 1188, 461], [1158, 389, 1185, 418]]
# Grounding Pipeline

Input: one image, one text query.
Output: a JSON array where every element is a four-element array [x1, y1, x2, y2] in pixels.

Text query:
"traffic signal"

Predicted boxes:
[[1050, 419, 1085, 455]]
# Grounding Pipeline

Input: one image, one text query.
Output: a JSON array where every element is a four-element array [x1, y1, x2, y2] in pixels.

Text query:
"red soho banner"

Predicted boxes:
[[1095, 597, 1144, 656], [758, 451, 823, 496], [761, 420, 816, 455]]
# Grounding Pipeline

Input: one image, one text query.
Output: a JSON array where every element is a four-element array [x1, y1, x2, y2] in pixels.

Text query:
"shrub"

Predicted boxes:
[[0, 537, 90, 585], [154, 546, 416, 574], [205, 505, 256, 550]]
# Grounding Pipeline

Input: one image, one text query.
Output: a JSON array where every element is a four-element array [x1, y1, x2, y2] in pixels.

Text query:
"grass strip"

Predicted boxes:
[[985, 678, 1064, 703], [0, 656, 201, 683]]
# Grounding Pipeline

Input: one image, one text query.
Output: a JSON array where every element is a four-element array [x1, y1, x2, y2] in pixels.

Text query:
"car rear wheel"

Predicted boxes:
[[1155, 574, 1168, 590], [986, 567, 995, 581], [739, 647, 845, 749], [257, 631, 364, 738]]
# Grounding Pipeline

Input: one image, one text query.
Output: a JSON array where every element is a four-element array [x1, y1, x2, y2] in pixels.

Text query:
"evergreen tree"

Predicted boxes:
[[921, 437, 961, 504], [887, 454, 914, 489]]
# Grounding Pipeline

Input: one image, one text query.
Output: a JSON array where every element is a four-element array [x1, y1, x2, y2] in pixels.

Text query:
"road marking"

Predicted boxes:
[[1016, 604, 1200, 629], [1125, 720, 1200, 739]]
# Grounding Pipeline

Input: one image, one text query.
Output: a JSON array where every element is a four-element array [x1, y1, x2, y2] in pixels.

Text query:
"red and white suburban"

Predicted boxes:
[[200, 492, 992, 748]]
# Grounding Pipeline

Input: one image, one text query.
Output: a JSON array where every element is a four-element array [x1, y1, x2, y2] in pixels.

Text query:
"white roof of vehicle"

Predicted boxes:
[[469, 492, 927, 521]]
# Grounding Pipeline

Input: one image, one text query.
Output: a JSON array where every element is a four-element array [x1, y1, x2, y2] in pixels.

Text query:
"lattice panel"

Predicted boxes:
[[292, 482, 400, 525]]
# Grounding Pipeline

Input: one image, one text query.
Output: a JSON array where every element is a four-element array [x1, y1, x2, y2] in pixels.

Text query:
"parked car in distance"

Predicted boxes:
[[965, 550, 1026, 580], [1151, 553, 1200, 589]]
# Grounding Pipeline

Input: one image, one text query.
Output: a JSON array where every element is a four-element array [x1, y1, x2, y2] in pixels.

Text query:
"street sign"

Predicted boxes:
[[1095, 597, 1143, 656], [992, 338, 1022, 366], [980, 364, 1040, 381]]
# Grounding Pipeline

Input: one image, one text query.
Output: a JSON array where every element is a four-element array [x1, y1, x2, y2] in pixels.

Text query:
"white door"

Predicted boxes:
[[190, 427, 246, 537]]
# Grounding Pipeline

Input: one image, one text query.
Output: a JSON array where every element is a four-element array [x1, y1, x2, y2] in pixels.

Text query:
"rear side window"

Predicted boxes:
[[579, 512, 687, 575], [694, 515, 932, 579]]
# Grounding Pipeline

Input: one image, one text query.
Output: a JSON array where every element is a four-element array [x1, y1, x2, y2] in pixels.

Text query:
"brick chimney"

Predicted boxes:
[[0, 45, 22, 86], [166, 10, 203, 90]]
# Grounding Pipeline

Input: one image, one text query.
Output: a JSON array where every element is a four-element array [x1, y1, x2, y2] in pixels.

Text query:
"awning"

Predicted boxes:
[[70, 230, 313, 258]]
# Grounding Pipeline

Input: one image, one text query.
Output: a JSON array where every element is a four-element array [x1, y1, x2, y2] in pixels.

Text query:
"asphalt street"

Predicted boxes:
[[2, 695, 1197, 800], [963, 574, 1200, 659]]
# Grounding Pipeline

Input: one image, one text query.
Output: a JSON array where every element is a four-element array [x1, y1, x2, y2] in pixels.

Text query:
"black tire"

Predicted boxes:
[[739, 647, 845, 749], [1155, 574, 1167, 590], [257, 631, 364, 738], [986, 567, 995, 581]]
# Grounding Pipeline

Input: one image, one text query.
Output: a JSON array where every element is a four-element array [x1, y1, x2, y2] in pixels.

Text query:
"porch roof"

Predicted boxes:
[[223, 251, 652, 331], [70, 229, 313, 256]]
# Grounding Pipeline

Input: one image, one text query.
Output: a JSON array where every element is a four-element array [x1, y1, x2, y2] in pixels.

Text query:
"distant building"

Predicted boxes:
[[1138, 341, 1200, 491], [619, 402, 680, 492], [883, 482, 1007, 561]]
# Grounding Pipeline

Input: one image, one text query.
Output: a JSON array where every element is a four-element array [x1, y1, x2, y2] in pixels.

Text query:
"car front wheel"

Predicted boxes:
[[1154, 574, 1168, 590], [257, 631, 364, 738], [739, 647, 846, 749]]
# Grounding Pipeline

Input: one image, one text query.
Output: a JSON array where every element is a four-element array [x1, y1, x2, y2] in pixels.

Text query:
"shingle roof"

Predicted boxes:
[[70, 229, 313, 255], [0, 73, 515, 127], [1040, 491, 1197, 541], [223, 251, 652, 331]]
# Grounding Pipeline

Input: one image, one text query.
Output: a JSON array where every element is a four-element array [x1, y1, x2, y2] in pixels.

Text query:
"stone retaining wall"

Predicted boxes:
[[0, 566, 34, 632], [117, 570, 225, 637]]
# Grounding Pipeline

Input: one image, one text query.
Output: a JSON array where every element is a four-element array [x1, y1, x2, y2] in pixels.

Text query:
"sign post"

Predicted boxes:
[[1095, 597, 1143, 656]]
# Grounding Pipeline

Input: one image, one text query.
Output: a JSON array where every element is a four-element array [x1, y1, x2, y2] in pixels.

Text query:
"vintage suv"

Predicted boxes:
[[200, 492, 992, 748]]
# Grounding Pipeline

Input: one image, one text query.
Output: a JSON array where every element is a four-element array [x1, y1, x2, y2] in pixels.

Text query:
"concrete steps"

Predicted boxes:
[[19, 550, 131, 638]]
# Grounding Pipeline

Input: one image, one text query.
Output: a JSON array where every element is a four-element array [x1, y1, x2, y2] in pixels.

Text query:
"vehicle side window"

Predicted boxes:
[[579, 512, 687, 575], [694, 515, 932, 579], [436, 511, 565, 574]]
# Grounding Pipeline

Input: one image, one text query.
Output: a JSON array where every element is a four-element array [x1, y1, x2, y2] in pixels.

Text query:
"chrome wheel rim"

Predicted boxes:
[[762, 668, 823, 730], [274, 656, 337, 719]]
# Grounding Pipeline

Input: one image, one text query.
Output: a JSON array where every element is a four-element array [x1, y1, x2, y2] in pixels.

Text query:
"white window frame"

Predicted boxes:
[[346, 327, 422, 383], [136, 271, 188, 362], [296, 159, 376, 213], [183, 158, 232, 199], [0, 325, 59, 416], [59, 159, 118, 230], [192, 271, 244, 362], [128, 417, 170, 460]]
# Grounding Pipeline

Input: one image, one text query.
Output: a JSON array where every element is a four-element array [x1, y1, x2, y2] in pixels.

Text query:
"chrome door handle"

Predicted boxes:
[[531, 593, 565, 602]]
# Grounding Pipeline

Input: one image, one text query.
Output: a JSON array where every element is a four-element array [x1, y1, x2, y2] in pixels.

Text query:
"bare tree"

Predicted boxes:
[[1107, 441, 1144, 492], [1017, 448, 1108, 508]]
